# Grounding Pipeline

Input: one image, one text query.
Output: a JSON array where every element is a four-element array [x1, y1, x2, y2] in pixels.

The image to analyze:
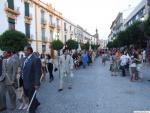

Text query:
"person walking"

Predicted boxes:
[[0, 51, 18, 110], [142, 49, 146, 63], [21, 46, 42, 113], [130, 56, 137, 82], [0, 55, 6, 112], [46, 54, 54, 82], [120, 52, 128, 77], [40, 54, 46, 81], [81, 51, 89, 68], [58, 49, 74, 92]]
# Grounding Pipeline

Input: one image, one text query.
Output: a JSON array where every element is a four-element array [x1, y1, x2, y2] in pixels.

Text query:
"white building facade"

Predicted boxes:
[[108, 12, 124, 42], [0, 0, 99, 55], [124, 0, 150, 29]]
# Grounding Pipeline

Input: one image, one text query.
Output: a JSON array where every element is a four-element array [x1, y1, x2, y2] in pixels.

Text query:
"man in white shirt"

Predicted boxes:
[[120, 52, 128, 76], [142, 49, 146, 63]]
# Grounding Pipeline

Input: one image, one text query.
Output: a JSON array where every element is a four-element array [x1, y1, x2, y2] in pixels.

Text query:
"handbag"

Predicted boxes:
[[54, 67, 58, 72]]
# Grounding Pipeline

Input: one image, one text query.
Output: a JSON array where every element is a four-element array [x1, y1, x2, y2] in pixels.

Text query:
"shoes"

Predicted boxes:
[[29, 109, 36, 113], [35, 102, 40, 110], [58, 89, 63, 92], [22, 104, 28, 110], [0, 107, 6, 112]]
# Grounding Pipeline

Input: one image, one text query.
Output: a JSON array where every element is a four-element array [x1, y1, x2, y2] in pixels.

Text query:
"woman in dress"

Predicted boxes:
[[41, 54, 47, 81]]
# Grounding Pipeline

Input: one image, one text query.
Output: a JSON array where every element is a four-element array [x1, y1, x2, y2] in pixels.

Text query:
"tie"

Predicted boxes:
[[23, 58, 28, 68]]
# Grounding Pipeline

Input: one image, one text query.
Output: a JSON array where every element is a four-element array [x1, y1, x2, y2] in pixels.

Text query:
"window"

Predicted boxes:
[[42, 45, 46, 53], [50, 30, 53, 40], [70, 25, 72, 31], [25, 23, 30, 38], [8, 18, 15, 30], [70, 34, 73, 39], [57, 32, 59, 39], [24, 2, 29, 17], [64, 23, 66, 31], [7, 0, 14, 9], [41, 10, 45, 23], [56, 18, 59, 27], [64, 35, 67, 43], [49, 15, 52, 24], [42, 28, 45, 40]]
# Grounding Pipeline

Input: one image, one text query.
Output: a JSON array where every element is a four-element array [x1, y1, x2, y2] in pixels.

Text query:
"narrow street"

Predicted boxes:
[[3, 57, 150, 113]]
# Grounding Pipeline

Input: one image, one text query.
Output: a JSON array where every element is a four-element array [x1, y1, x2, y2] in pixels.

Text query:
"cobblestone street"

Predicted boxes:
[[2, 57, 150, 113]]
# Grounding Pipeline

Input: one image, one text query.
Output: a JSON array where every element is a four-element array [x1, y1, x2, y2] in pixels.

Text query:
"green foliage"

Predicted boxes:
[[66, 39, 78, 50], [0, 30, 29, 52], [107, 41, 113, 48], [91, 44, 96, 50], [83, 42, 90, 50], [144, 16, 150, 39], [107, 21, 146, 48], [51, 39, 64, 50]]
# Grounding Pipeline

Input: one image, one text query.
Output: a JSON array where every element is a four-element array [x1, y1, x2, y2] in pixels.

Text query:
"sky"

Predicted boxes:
[[42, 0, 142, 40]]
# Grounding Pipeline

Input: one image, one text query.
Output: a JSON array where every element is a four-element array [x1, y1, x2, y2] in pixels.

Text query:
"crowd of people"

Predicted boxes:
[[0, 46, 97, 113], [101, 48, 147, 82]]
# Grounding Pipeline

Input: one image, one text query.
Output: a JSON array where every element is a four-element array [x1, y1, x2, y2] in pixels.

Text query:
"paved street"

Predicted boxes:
[[2, 57, 150, 113]]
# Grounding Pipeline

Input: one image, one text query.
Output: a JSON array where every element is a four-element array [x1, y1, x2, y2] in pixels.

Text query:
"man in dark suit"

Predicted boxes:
[[0, 56, 2, 77], [22, 46, 42, 113]]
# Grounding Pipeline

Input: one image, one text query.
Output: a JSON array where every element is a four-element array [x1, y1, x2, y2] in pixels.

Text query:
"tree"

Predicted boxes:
[[51, 39, 64, 51], [84, 42, 90, 50], [144, 16, 150, 39], [107, 42, 113, 48], [110, 21, 146, 48], [91, 44, 96, 50], [66, 39, 78, 50], [0, 30, 29, 52]]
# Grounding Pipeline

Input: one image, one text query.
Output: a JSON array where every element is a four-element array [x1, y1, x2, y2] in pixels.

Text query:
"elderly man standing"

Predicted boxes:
[[0, 51, 18, 110], [0, 55, 6, 111], [58, 49, 74, 92]]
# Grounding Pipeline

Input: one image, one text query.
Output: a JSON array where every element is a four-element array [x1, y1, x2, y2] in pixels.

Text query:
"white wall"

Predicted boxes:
[[0, 0, 9, 34], [30, 3, 36, 40], [15, 0, 25, 33]]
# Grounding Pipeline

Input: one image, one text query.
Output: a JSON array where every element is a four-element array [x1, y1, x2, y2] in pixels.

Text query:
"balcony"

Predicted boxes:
[[57, 25, 61, 31], [25, 13, 32, 20], [49, 23, 55, 29], [64, 29, 68, 33], [42, 37, 48, 43], [41, 19, 47, 25], [24, 14, 32, 24], [4, 2, 20, 18], [70, 31, 74, 35]]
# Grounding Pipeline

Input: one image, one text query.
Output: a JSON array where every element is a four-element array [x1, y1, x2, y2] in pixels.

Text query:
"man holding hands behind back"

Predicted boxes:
[[58, 49, 74, 92]]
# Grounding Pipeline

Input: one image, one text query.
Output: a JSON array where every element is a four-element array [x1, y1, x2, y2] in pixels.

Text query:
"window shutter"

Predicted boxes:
[[7, 0, 14, 9], [25, 2, 29, 17]]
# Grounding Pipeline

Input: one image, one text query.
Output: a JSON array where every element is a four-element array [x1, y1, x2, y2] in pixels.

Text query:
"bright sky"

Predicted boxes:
[[42, 0, 142, 40]]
